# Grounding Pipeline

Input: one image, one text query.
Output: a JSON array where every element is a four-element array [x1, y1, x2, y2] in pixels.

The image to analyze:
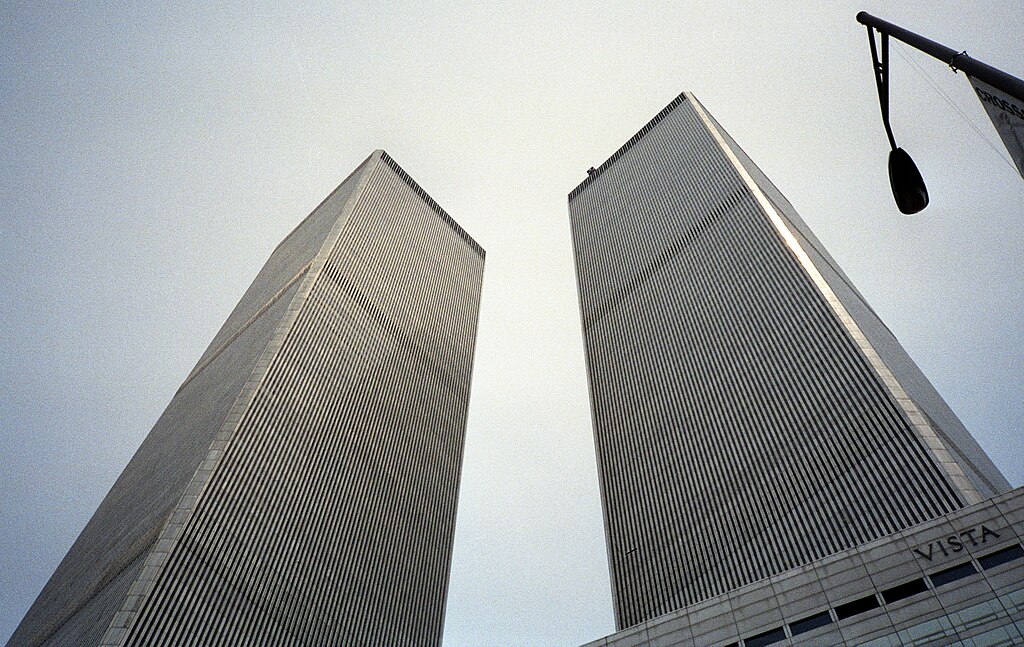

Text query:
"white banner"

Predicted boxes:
[[969, 75, 1024, 179]]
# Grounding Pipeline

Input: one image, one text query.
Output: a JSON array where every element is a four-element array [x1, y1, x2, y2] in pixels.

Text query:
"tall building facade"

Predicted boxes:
[[9, 150, 485, 646], [568, 92, 1010, 631]]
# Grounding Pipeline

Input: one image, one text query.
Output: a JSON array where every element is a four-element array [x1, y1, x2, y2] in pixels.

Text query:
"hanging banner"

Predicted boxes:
[[968, 75, 1024, 179]]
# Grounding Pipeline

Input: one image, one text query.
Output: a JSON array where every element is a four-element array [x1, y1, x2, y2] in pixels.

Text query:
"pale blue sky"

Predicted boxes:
[[2, 2, 1022, 645]]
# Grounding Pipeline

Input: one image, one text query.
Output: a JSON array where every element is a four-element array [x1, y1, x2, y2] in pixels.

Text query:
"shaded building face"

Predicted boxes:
[[568, 93, 1009, 630], [10, 150, 485, 646]]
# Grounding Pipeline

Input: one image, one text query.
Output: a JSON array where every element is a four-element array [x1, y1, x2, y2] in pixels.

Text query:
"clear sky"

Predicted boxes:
[[1, 1, 1022, 645]]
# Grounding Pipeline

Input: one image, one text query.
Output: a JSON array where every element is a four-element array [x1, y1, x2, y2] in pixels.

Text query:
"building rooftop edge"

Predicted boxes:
[[376, 150, 486, 260], [568, 91, 692, 202]]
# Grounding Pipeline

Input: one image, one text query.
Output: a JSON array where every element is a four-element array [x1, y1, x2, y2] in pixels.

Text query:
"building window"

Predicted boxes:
[[881, 577, 929, 603], [929, 562, 978, 587], [744, 626, 787, 647], [789, 610, 833, 636], [979, 544, 1024, 570], [836, 594, 881, 620]]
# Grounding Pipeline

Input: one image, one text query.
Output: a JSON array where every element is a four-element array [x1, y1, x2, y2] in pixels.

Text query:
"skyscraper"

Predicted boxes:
[[568, 92, 1011, 632], [9, 150, 485, 646]]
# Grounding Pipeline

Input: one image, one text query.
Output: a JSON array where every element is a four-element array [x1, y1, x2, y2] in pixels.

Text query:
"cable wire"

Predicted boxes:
[[892, 41, 1020, 175]]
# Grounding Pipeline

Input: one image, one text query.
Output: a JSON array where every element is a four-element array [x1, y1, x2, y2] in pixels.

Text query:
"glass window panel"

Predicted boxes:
[[789, 610, 832, 636], [951, 600, 1002, 629], [899, 616, 954, 646], [966, 625, 1019, 647], [979, 544, 1024, 570], [882, 578, 929, 603], [836, 594, 881, 620], [930, 561, 978, 587], [744, 626, 787, 647]]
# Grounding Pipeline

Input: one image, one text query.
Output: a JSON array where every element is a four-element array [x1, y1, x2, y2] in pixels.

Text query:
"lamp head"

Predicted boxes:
[[888, 147, 929, 214]]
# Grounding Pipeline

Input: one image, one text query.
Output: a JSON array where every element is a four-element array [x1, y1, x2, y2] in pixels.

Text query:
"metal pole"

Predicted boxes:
[[866, 27, 897, 150], [856, 12, 1024, 102]]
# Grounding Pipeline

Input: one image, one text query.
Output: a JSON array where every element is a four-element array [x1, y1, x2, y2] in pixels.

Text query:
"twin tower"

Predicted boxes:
[[11, 93, 1017, 646]]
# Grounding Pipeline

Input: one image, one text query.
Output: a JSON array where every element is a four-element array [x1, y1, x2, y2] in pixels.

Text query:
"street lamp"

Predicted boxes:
[[857, 12, 1024, 213], [863, 16, 928, 214]]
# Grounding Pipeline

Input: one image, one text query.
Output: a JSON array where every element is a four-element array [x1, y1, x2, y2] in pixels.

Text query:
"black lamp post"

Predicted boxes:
[[857, 12, 1024, 214]]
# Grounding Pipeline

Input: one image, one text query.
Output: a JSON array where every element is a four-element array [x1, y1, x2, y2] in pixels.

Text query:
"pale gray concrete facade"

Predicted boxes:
[[583, 486, 1024, 647], [8, 150, 485, 646], [568, 92, 1011, 631]]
